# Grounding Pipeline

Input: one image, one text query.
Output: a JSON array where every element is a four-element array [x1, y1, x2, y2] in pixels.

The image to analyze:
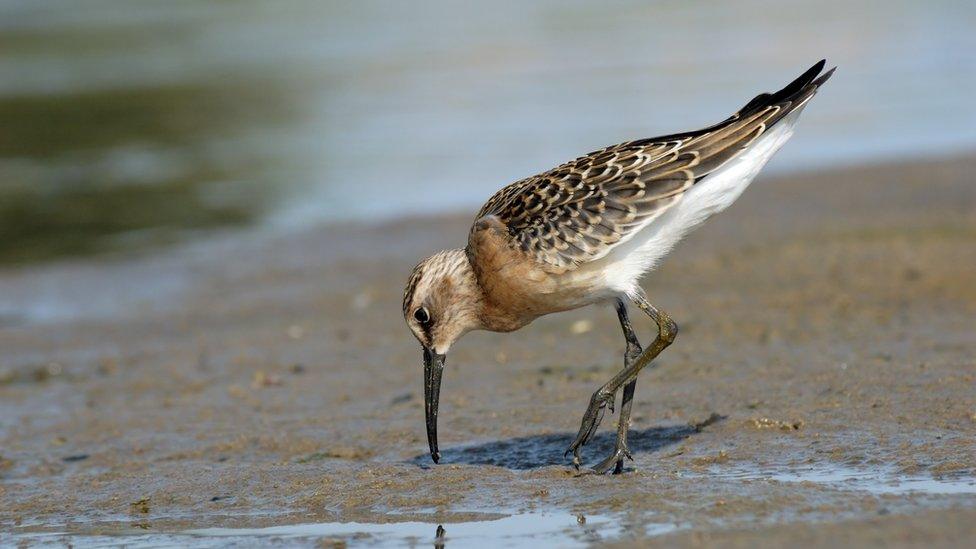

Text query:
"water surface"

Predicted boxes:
[[1, 0, 973, 263], [4, 512, 678, 548]]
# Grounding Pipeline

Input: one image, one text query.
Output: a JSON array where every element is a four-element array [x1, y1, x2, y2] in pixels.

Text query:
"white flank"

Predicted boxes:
[[585, 106, 808, 297]]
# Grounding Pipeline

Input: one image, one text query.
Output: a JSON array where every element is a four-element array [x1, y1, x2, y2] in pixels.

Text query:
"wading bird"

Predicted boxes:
[[403, 60, 834, 473]]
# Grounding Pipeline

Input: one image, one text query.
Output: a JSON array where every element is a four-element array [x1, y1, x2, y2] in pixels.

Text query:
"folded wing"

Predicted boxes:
[[471, 60, 834, 273]]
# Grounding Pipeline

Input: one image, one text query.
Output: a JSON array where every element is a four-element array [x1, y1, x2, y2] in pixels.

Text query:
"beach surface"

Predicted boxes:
[[2, 153, 975, 547]]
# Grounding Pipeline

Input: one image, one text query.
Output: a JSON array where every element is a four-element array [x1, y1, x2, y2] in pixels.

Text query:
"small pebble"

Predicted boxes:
[[251, 371, 283, 388], [570, 319, 593, 334]]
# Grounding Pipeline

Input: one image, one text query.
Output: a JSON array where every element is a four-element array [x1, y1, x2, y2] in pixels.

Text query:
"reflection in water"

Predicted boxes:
[[4, 512, 674, 547], [6, 512, 658, 547], [9, 467, 970, 546], [178, 512, 638, 546], [434, 524, 446, 549], [0, 1, 973, 264]]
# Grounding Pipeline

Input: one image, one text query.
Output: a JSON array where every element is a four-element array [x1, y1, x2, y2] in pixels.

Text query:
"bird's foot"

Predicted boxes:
[[589, 442, 633, 475], [565, 389, 614, 469]]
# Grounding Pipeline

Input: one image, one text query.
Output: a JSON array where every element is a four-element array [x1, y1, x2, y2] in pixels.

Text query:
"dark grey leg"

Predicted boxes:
[[566, 291, 678, 472], [590, 299, 642, 474]]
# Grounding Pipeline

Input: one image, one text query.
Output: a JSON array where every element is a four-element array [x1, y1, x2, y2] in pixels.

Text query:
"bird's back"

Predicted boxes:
[[586, 103, 809, 298], [468, 61, 835, 312]]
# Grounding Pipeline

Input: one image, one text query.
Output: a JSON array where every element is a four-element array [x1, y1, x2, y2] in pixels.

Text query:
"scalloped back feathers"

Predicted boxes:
[[470, 61, 834, 281]]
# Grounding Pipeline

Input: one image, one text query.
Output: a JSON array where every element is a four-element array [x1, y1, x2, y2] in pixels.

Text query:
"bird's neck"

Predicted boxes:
[[442, 248, 530, 334]]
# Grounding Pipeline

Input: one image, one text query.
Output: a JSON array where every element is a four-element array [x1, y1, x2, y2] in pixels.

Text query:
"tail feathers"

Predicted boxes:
[[674, 60, 834, 176], [656, 60, 836, 144], [737, 59, 835, 127]]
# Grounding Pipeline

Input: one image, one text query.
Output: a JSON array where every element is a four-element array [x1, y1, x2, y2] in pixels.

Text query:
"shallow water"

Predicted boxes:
[[1, 0, 973, 263], [8, 466, 973, 547], [184, 513, 669, 547], [706, 464, 976, 496], [5, 512, 679, 548]]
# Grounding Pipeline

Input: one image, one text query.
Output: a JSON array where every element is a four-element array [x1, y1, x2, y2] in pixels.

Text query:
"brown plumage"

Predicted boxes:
[[403, 60, 835, 472], [474, 60, 834, 273]]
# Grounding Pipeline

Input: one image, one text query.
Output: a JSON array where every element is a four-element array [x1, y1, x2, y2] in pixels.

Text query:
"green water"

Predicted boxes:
[[0, 82, 296, 263]]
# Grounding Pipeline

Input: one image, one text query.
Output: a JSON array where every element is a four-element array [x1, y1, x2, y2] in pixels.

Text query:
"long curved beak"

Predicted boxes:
[[423, 346, 446, 464]]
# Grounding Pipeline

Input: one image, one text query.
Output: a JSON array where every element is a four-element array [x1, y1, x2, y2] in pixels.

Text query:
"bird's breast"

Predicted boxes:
[[469, 216, 616, 331]]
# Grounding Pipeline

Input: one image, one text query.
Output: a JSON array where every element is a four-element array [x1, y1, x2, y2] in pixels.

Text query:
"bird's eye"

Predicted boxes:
[[414, 307, 431, 324]]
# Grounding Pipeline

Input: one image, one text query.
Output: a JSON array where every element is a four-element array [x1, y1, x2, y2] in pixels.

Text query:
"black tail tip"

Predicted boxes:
[[806, 59, 837, 87], [813, 65, 837, 87]]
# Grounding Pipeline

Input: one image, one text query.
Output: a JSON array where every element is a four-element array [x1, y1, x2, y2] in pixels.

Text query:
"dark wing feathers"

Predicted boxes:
[[473, 61, 834, 272]]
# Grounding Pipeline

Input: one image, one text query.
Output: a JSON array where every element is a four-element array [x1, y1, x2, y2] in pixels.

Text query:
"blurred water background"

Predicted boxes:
[[1, 0, 973, 264]]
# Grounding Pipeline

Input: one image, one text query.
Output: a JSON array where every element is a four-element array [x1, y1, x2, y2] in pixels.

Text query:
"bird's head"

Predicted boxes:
[[402, 248, 483, 463]]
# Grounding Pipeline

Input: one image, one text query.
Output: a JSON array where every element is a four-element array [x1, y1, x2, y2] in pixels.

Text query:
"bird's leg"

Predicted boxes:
[[591, 299, 642, 474], [566, 291, 678, 471]]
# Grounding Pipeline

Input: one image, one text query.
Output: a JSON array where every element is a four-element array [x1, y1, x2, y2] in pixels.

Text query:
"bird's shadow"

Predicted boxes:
[[410, 414, 725, 470]]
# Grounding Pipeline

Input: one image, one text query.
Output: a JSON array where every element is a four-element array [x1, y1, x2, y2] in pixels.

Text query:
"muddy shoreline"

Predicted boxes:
[[2, 153, 975, 546]]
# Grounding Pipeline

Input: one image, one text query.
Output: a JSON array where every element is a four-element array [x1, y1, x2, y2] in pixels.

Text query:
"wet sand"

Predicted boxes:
[[1, 154, 975, 546]]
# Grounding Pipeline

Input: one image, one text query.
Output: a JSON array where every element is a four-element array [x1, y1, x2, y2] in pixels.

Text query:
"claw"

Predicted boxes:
[[590, 445, 632, 475], [565, 390, 616, 468]]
